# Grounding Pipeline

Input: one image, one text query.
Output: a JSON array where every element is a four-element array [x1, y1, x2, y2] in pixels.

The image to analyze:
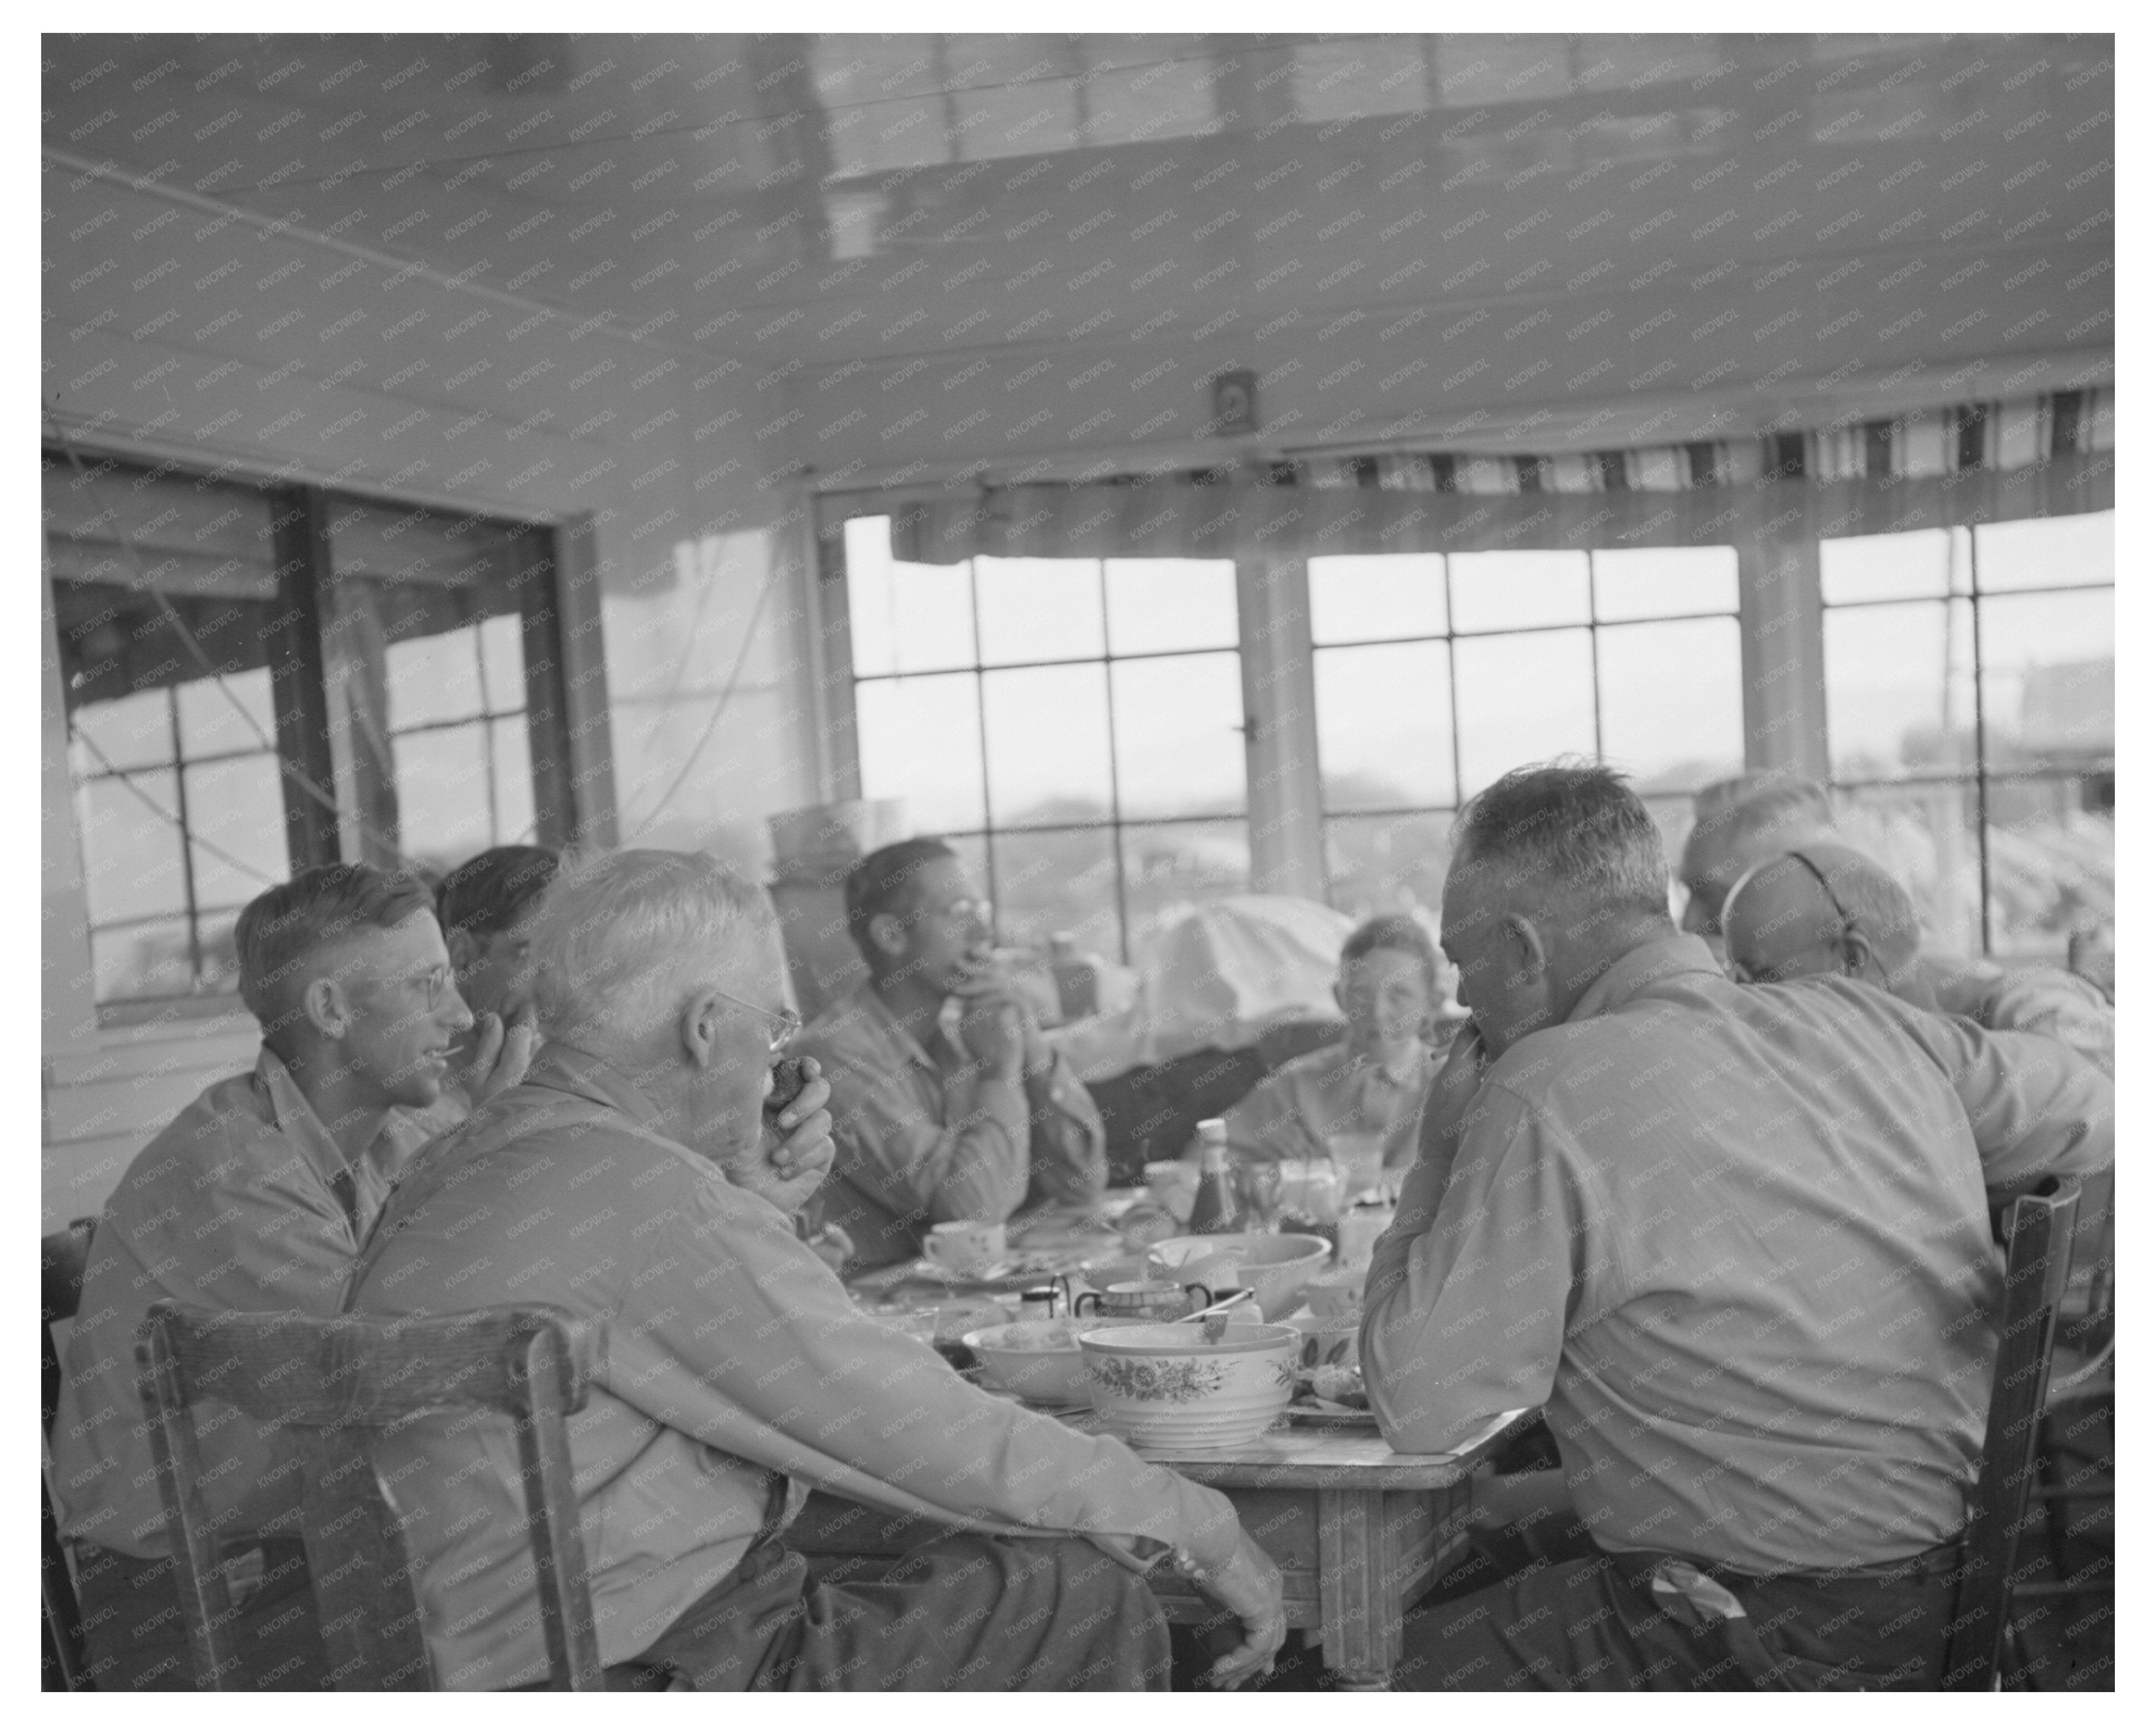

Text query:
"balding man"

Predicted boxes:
[[1724, 842, 2114, 1285], [1364, 764, 2111, 1689], [1674, 773, 1836, 962], [346, 849, 1283, 1692]]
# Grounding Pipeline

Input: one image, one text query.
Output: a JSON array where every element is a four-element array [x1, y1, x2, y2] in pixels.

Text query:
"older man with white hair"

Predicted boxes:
[[1363, 764, 2111, 1689], [345, 849, 1284, 1693]]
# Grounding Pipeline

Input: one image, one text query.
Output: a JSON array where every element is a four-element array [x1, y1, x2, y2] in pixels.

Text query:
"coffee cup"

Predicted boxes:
[[924, 1220, 1007, 1279]]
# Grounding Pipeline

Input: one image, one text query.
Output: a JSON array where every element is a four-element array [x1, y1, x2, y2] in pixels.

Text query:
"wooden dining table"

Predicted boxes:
[[787, 1399, 1532, 1692]]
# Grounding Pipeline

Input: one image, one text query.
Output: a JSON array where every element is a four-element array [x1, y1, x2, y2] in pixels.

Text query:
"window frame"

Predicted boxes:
[[44, 443, 617, 1022]]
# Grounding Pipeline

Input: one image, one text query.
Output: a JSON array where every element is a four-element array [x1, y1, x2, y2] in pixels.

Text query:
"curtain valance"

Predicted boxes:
[[877, 388, 2112, 565]]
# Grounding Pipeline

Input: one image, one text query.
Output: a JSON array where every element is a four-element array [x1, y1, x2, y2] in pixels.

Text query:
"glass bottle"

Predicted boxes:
[[1186, 1119, 1245, 1235]]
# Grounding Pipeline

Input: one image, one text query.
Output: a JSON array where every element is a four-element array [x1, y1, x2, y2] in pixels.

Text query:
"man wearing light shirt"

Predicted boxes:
[[346, 849, 1283, 1692], [1362, 765, 2111, 1690], [798, 838, 1108, 1270]]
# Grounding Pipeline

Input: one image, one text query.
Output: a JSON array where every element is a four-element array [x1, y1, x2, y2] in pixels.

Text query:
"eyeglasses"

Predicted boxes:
[[708, 983, 803, 1053], [382, 964, 455, 1010], [927, 895, 992, 926]]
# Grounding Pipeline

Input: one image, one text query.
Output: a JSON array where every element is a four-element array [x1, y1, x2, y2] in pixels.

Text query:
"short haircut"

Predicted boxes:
[[527, 848, 772, 1049], [1787, 842, 1924, 972], [1687, 773, 1835, 866], [435, 845, 562, 941], [1340, 913, 1440, 993], [843, 838, 956, 957], [1452, 761, 1672, 923], [234, 864, 436, 1038]]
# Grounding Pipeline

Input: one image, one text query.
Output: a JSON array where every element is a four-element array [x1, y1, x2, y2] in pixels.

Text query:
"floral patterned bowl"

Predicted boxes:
[[1078, 1322, 1301, 1451]]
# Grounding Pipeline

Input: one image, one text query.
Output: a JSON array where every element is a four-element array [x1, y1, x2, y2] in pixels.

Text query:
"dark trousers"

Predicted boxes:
[[1396, 1541, 1961, 1692], [601, 1534, 1171, 1693], [72, 1538, 328, 1692]]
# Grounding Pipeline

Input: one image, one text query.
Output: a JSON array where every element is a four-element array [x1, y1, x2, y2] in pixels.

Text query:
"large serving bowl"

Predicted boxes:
[[1080, 1322, 1301, 1451], [1145, 1232, 1332, 1320], [964, 1318, 1144, 1409]]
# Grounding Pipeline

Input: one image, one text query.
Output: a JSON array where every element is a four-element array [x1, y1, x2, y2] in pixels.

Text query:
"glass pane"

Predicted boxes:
[[392, 725, 495, 871], [476, 612, 527, 710], [1104, 558, 1238, 655], [1120, 819, 1251, 961], [1824, 600, 1977, 778], [386, 625, 485, 729], [1452, 630, 1596, 795], [183, 755, 286, 909], [1974, 512, 2114, 593], [974, 557, 1104, 666], [845, 516, 976, 676], [1109, 652, 1246, 818], [70, 688, 172, 773], [77, 771, 189, 923], [1591, 546, 1739, 621], [490, 716, 537, 845], [1449, 550, 1589, 634], [1308, 553, 1448, 643], [981, 663, 1114, 827], [1595, 618, 1745, 790], [1832, 782, 1985, 958], [989, 828, 1121, 961], [1819, 529, 1950, 605], [1980, 589, 2114, 766], [176, 669, 275, 758], [194, 907, 244, 996], [1313, 642, 1455, 812], [1984, 785, 2113, 960], [1324, 811, 1456, 922], [92, 917, 195, 1002], [855, 673, 987, 832]]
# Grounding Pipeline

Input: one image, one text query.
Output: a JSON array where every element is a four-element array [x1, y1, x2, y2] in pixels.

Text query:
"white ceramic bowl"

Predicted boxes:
[[964, 1318, 1143, 1408], [1145, 1232, 1333, 1320], [1079, 1322, 1301, 1451]]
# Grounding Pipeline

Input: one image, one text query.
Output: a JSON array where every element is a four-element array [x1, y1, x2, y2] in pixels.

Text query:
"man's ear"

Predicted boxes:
[[680, 988, 724, 1070], [1331, 979, 1347, 1015], [301, 977, 349, 1040], [445, 926, 481, 974], [1501, 912, 1549, 981], [1839, 930, 1882, 985], [867, 911, 907, 962]]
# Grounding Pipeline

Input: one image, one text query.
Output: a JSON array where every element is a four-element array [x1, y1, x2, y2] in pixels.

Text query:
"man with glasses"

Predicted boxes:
[[797, 838, 1108, 1270], [346, 849, 1284, 1691], [51, 862, 533, 1690]]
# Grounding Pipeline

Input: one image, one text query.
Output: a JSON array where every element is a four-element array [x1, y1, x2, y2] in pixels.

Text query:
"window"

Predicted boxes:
[[1821, 513, 2113, 957], [1310, 547, 1743, 917], [46, 448, 598, 1009], [842, 516, 1245, 962]]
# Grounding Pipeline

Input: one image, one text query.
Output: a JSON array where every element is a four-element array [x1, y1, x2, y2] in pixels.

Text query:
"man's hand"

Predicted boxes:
[[950, 962, 1052, 1073], [955, 988, 1027, 1076], [1191, 1532, 1288, 1690], [462, 1006, 539, 1106], [727, 1060, 835, 1215]]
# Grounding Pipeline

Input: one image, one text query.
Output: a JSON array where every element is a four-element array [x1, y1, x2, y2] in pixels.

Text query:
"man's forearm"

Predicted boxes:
[[933, 1063, 1034, 1219], [1024, 1057, 1108, 1202]]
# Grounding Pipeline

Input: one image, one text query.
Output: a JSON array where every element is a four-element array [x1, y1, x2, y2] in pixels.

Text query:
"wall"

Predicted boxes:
[[40, 159, 817, 1223]]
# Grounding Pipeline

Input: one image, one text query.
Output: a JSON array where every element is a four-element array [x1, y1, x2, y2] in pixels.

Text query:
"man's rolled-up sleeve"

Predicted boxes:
[[1360, 1084, 1583, 1455], [824, 1051, 1031, 1225], [1894, 1011, 2114, 1192], [1022, 1053, 1108, 1207]]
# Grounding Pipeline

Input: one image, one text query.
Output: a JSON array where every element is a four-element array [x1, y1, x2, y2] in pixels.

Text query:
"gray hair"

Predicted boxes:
[[527, 848, 772, 1050], [1452, 761, 1672, 921], [1788, 842, 1924, 973]]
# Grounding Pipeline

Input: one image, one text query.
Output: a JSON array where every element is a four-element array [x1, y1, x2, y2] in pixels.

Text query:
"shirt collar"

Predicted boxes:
[[253, 1046, 359, 1184], [1567, 933, 1723, 1023], [522, 1040, 669, 1129]]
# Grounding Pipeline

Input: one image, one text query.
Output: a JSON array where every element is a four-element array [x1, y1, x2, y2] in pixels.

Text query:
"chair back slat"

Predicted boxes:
[[137, 1302, 602, 1692], [1943, 1180, 2081, 1690], [42, 1220, 97, 1692], [137, 1313, 249, 1690]]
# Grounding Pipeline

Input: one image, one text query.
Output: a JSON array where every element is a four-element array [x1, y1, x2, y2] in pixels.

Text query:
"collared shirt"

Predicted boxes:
[[343, 1044, 1244, 1691], [1362, 934, 2112, 1576], [797, 983, 1108, 1269], [51, 1048, 456, 1559], [1222, 1038, 1440, 1171]]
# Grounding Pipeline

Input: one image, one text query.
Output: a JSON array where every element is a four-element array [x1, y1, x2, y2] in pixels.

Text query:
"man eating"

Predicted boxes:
[[797, 838, 1107, 1270], [343, 848, 1284, 1692], [1363, 764, 2112, 1689]]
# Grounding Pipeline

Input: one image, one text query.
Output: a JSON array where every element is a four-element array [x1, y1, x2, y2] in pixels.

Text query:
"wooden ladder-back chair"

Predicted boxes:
[[1941, 1179, 2082, 1690], [137, 1301, 605, 1692], [42, 1219, 97, 1691]]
